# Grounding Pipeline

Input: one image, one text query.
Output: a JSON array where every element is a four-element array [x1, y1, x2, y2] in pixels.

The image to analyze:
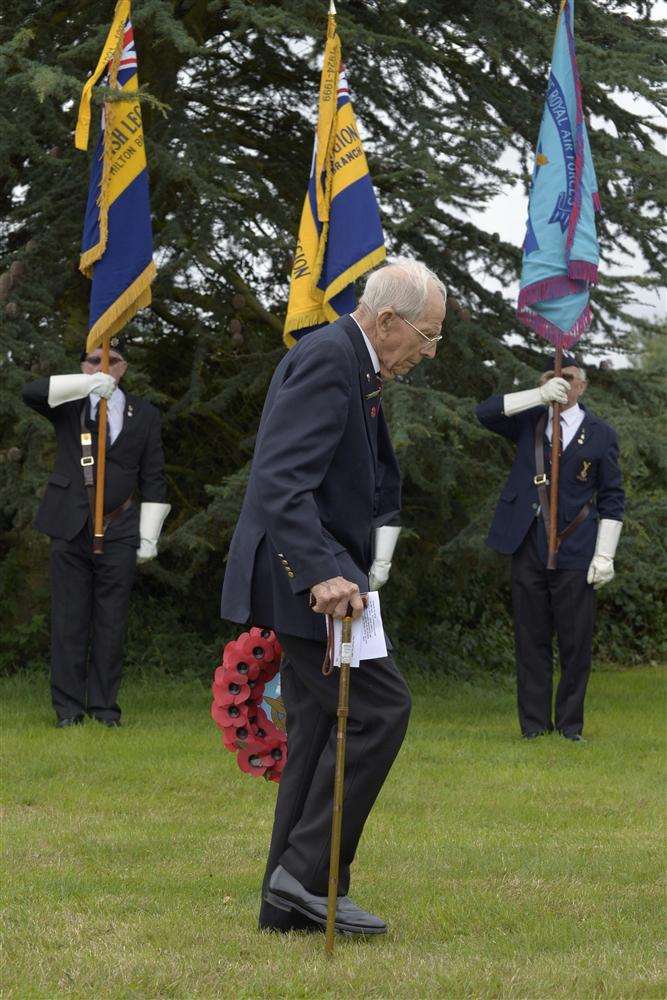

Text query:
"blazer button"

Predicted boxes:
[[287, 571, 294, 578], [532, 502, 538, 510]]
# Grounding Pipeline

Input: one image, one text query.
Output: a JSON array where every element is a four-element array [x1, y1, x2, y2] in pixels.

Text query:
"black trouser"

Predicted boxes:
[[50, 526, 136, 722], [260, 632, 411, 921], [511, 521, 596, 737]]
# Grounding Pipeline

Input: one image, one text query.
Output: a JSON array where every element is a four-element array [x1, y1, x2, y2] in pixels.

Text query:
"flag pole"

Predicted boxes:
[[547, 346, 563, 569], [93, 333, 110, 555], [325, 609, 352, 956]]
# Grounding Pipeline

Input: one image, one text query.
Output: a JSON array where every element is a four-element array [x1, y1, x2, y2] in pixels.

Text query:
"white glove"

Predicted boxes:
[[503, 378, 569, 416], [47, 372, 116, 407], [137, 502, 171, 564], [368, 525, 402, 591], [587, 519, 623, 590]]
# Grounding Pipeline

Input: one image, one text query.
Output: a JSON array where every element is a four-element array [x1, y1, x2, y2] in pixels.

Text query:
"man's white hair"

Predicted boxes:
[[359, 257, 446, 323]]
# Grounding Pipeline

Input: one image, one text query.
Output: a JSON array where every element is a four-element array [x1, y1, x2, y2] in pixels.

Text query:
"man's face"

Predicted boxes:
[[373, 284, 447, 380], [539, 365, 587, 408], [81, 348, 127, 383]]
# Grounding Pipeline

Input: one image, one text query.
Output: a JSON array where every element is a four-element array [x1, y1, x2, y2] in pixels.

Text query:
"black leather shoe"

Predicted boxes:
[[265, 865, 387, 935], [560, 731, 586, 742], [258, 898, 322, 934], [91, 716, 121, 728], [522, 730, 548, 740], [56, 715, 84, 728]]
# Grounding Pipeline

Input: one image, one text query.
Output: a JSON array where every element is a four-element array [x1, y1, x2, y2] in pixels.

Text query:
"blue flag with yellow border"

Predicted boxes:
[[517, 0, 600, 348], [284, 5, 385, 348], [75, 0, 156, 352]]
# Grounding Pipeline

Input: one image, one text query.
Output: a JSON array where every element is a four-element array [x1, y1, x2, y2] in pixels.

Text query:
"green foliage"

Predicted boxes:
[[1, 2, 665, 675]]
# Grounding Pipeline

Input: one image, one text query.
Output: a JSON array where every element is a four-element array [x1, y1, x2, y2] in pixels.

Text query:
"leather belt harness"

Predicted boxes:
[[79, 406, 133, 534], [533, 411, 590, 557]]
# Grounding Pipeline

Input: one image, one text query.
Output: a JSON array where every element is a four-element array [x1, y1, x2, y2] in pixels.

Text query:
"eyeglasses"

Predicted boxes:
[[84, 356, 123, 366], [396, 314, 443, 345]]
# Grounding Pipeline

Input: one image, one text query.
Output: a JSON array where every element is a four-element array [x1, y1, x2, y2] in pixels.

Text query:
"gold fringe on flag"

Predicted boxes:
[[86, 260, 157, 352]]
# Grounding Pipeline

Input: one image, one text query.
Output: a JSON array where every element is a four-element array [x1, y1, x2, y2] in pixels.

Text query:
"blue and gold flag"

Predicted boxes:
[[75, 0, 156, 352], [284, 3, 385, 347], [517, 0, 600, 347]]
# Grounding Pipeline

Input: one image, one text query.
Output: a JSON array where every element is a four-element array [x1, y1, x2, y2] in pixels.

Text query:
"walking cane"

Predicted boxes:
[[325, 608, 353, 956]]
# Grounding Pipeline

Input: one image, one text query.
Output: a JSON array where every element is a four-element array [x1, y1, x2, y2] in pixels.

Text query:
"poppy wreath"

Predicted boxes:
[[211, 627, 287, 782]]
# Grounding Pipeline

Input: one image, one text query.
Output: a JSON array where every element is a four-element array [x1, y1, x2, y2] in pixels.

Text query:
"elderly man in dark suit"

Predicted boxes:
[[476, 354, 624, 742], [221, 258, 447, 936], [22, 343, 170, 728]]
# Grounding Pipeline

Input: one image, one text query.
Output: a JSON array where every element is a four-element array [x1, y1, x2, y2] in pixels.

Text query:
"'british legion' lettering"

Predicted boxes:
[[292, 242, 310, 279]]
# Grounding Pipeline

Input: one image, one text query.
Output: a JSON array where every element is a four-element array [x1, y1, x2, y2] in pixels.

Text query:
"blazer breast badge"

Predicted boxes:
[[576, 459, 592, 482]]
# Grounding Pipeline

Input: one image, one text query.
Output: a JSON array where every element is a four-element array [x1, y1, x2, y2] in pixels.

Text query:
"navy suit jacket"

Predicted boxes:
[[475, 395, 624, 569], [220, 315, 401, 640], [22, 378, 167, 544]]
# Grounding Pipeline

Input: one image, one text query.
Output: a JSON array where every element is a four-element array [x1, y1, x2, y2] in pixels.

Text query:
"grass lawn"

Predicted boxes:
[[1, 665, 664, 999]]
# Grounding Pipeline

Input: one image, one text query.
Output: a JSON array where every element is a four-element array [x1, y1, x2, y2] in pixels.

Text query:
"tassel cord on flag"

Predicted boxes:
[[79, 10, 127, 277], [311, 9, 342, 291], [74, 0, 130, 153]]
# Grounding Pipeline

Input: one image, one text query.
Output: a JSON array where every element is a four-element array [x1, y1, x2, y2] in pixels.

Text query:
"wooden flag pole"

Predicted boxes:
[[325, 611, 353, 956], [93, 334, 110, 555], [547, 345, 563, 570]]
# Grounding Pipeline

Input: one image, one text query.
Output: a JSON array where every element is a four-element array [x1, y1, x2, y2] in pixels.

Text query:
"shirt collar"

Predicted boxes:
[[90, 386, 125, 412], [349, 314, 380, 374], [560, 402, 582, 425]]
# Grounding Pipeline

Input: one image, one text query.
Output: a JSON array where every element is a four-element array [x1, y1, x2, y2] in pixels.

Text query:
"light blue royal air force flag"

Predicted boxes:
[[284, 3, 385, 347], [517, 0, 600, 348], [75, 1, 156, 352]]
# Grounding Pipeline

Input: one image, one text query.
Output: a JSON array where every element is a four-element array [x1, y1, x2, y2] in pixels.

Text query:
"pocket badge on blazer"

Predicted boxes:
[[576, 459, 592, 482]]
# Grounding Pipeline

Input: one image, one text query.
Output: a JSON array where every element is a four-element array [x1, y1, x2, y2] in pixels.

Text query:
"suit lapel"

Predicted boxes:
[[108, 393, 132, 451], [340, 315, 379, 467]]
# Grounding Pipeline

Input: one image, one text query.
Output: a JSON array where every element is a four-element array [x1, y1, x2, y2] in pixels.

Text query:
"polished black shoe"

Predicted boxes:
[[56, 715, 84, 729], [522, 730, 548, 740], [265, 865, 387, 936], [91, 716, 122, 728], [560, 731, 586, 742], [259, 898, 322, 934]]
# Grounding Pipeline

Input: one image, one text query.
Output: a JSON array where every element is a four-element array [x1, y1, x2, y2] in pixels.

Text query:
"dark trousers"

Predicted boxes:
[[260, 632, 411, 921], [50, 526, 136, 722], [511, 521, 596, 737]]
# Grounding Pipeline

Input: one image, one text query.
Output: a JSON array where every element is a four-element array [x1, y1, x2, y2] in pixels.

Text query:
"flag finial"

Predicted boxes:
[[329, 1, 336, 15]]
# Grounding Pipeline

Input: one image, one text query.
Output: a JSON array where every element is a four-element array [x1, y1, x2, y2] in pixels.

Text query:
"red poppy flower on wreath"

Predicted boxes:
[[248, 626, 280, 660], [236, 632, 275, 668], [211, 700, 250, 730], [220, 727, 239, 751], [211, 678, 251, 707], [222, 643, 261, 682], [266, 747, 287, 783], [237, 749, 271, 777], [247, 680, 266, 705], [211, 628, 287, 781]]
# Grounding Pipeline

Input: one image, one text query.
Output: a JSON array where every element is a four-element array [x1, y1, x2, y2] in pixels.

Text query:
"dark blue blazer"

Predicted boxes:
[[22, 378, 167, 544], [220, 315, 401, 640], [475, 395, 624, 569]]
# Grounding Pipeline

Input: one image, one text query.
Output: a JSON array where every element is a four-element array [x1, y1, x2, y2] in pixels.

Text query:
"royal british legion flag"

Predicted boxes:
[[75, 0, 156, 352]]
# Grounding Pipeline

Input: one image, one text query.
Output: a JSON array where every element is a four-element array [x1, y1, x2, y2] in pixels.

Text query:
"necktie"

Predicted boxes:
[[545, 416, 565, 463]]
